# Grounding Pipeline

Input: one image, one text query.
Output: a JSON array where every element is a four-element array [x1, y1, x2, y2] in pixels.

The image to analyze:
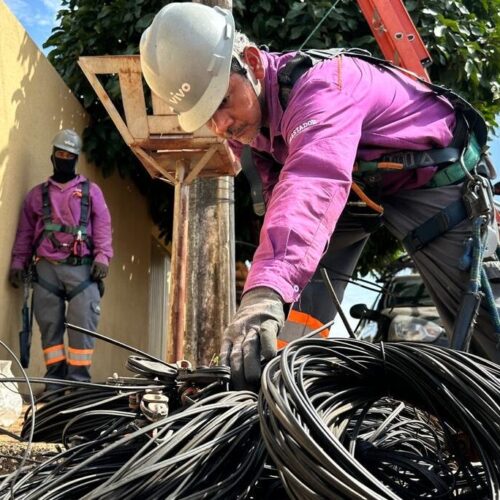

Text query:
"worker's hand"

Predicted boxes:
[[90, 262, 108, 281], [220, 287, 285, 390], [8, 268, 24, 289]]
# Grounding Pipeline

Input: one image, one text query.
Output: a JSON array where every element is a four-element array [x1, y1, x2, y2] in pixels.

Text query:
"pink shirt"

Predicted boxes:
[[231, 51, 456, 303], [10, 175, 113, 268]]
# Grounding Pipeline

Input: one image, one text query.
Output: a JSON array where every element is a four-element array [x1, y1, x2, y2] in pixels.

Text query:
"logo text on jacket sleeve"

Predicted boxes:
[[288, 119, 318, 144]]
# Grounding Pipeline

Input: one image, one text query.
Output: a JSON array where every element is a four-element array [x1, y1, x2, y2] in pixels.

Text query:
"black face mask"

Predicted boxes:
[[51, 153, 78, 183]]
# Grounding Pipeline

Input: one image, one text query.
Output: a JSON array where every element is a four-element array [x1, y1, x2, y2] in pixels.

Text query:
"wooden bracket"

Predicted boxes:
[[78, 55, 240, 184]]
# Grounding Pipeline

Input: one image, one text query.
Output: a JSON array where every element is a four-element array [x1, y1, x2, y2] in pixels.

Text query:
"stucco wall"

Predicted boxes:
[[0, 0, 153, 387]]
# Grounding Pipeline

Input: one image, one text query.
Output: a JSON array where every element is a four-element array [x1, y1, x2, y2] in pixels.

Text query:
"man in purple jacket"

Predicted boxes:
[[9, 129, 113, 394], [140, 3, 499, 388]]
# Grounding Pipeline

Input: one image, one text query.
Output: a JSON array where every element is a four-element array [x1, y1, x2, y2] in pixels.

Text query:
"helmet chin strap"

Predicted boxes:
[[233, 53, 261, 98]]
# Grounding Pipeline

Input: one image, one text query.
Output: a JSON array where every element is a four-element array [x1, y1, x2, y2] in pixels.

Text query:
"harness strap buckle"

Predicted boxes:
[[462, 176, 493, 219], [403, 199, 467, 254]]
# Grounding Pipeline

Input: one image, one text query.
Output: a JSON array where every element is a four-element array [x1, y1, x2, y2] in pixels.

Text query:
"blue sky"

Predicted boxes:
[[4, 0, 61, 53]]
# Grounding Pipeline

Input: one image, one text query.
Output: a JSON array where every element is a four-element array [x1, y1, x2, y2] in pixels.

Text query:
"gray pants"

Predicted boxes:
[[33, 259, 101, 390], [283, 183, 500, 363]]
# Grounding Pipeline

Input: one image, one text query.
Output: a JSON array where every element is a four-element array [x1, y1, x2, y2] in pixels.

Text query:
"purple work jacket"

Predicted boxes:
[[231, 51, 456, 303], [10, 175, 113, 269]]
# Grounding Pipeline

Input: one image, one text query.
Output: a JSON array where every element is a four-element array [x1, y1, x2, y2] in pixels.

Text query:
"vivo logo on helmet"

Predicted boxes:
[[169, 83, 191, 105]]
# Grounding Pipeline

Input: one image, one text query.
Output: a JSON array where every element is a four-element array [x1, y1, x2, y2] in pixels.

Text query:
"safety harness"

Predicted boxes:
[[39, 180, 93, 264], [244, 48, 500, 350], [34, 180, 94, 301], [277, 48, 489, 205], [270, 48, 495, 241]]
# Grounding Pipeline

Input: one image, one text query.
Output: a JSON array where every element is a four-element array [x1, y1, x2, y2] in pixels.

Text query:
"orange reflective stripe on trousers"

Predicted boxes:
[[67, 347, 93, 366], [43, 344, 66, 365], [277, 310, 329, 349]]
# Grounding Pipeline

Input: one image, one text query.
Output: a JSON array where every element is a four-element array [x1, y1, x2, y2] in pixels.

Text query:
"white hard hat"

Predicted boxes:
[[52, 129, 82, 155], [140, 2, 235, 133]]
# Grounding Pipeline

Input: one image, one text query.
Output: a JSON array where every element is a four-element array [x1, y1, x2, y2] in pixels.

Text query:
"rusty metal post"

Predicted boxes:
[[167, 162, 190, 362], [185, 0, 235, 365]]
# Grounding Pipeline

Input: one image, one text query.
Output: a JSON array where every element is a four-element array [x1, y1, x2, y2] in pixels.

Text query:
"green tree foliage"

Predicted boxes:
[[233, 0, 500, 124], [45, 0, 500, 274], [45, 0, 175, 241]]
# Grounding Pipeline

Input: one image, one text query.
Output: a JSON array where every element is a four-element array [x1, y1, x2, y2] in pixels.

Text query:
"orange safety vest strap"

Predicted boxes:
[[67, 347, 93, 366], [288, 310, 325, 331], [43, 344, 66, 365], [277, 339, 288, 350], [277, 310, 329, 348]]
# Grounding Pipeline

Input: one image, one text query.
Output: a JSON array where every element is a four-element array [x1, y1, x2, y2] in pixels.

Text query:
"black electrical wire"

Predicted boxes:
[[320, 267, 356, 338], [0, 340, 36, 499], [20, 385, 140, 443], [1, 410, 147, 499], [13, 374, 172, 445], [0, 371, 173, 447], [0, 427, 25, 442], [82, 391, 265, 500], [259, 338, 500, 499], [0, 350, 254, 499], [1, 376, 171, 392], [6, 303, 499, 500], [65, 322, 168, 365], [0, 323, 240, 499], [1, 391, 266, 500], [318, 262, 389, 294], [0, 454, 42, 464]]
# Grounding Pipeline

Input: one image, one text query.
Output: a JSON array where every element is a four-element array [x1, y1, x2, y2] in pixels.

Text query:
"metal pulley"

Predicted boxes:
[[140, 390, 169, 421]]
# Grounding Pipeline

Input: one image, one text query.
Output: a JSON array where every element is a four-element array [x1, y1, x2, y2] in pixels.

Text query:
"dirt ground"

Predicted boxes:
[[0, 405, 59, 475]]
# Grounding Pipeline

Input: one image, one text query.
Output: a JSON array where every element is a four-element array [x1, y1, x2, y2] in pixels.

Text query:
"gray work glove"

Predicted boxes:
[[90, 262, 108, 281], [8, 268, 24, 289], [220, 287, 285, 390]]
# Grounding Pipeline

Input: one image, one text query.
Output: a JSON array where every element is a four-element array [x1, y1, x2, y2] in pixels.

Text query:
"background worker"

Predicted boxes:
[[8, 129, 113, 394], [140, 3, 500, 388]]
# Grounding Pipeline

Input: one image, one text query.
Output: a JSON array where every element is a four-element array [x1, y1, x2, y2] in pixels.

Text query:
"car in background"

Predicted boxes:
[[350, 257, 449, 346]]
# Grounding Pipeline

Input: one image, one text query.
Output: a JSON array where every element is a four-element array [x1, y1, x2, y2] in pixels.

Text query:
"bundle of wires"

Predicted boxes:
[[20, 380, 167, 444], [1, 391, 266, 499], [17, 356, 183, 443], [259, 338, 500, 499]]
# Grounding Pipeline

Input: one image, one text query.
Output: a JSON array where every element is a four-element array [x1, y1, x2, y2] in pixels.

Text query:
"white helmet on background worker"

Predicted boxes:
[[139, 2, 235, 133], [52, 129, 82, 156]]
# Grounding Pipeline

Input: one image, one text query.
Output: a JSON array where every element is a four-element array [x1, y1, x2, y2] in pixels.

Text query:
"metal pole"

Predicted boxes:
[[167, 162, 190, 362], [184, 0, 235, 366]]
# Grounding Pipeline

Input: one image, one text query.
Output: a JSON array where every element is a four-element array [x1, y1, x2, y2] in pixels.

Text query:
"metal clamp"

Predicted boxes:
[[140, 390, 169, 421], [462, 175, 493, 220]]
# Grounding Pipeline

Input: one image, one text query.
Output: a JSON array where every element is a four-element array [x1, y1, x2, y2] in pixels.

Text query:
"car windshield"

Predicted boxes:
[[384, 277, 434, 308]]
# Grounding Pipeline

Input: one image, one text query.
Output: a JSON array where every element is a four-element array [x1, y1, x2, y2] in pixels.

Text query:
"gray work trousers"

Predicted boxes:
[[284, 183, 500, 364], [33, 259, 100, 390]]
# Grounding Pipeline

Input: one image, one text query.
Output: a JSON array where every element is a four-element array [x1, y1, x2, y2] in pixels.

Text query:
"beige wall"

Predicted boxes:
[[0, 0, 154, 386]]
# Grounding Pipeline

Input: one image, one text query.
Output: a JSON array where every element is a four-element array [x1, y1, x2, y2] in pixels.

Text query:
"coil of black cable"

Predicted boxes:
[[2, 391, 266, 500], [259, 338, 500, 500]]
